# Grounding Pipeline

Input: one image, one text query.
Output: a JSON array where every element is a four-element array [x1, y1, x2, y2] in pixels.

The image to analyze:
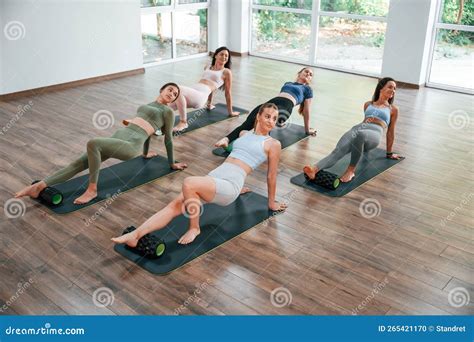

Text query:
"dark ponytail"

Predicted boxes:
[[373, 77, 396, 105], [160, 82, 180, 103]]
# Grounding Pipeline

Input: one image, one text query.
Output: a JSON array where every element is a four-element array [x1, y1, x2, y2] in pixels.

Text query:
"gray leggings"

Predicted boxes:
[[316, 123, 383, 170]]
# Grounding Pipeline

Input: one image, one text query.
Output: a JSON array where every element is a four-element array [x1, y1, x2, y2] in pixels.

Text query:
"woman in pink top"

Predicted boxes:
[[171, 46, 240, 132]]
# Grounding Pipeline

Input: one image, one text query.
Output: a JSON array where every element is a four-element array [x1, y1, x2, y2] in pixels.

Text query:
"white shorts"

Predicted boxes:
[[207, 163, 246, 206]]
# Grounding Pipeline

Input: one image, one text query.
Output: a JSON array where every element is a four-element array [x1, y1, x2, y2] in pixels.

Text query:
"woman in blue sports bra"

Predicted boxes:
[[215, 67, 317, 149], [303, 77, 402, 183], [112, 103, 287, 246], [170, 46, 240, 132]]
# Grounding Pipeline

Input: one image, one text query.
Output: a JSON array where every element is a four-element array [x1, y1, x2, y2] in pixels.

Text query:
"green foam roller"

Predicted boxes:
[[123, 226, 166, 258], [224, 143, 233, 153], [31, 180, 63, 206], [305, 170, 340, 190]]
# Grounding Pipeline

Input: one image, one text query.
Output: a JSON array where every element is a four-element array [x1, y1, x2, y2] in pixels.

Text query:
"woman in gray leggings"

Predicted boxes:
[[304, 77, 402, 183]]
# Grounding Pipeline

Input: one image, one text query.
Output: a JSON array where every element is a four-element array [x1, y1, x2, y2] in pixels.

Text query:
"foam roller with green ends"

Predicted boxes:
[[122, 226, 166, 258], [305, 170, 340, 190], [31, 180, 63, 206], [224, 142, 233, 153]]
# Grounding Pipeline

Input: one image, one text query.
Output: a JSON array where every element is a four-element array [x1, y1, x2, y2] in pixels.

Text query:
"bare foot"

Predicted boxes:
[[178, 227, 200, 245], [15, 181, 46, 199], [214, 137, 229, 148], [303, 165, 317, 180], [111, 230, 139, 248], [240, 187, 251, 194], [73, 189, 97, 204], [228, 111, 240, 117], [173, 121, 188, 132], [340, 170, 355, 183]]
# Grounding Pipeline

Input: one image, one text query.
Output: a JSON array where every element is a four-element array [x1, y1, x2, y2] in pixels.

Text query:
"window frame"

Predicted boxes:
[[249, 0, 389, 77], [425, 0, 474, 94], [141, 0, 209, 67]]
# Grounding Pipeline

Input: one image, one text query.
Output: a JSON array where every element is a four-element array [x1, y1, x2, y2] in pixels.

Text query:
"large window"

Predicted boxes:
[[141, 0, 208, 65], [250, 0, 389, 76], [427, 0, 474, 92], [251, 9, 312, 61], [317, 0, 388, 75]]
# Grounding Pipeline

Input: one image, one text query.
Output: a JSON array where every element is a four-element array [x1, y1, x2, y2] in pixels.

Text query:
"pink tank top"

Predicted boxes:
[[201, 67, 225, 88]]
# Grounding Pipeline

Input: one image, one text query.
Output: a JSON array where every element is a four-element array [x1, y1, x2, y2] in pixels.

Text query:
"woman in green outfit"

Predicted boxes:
[[15, 83, 188, 205]]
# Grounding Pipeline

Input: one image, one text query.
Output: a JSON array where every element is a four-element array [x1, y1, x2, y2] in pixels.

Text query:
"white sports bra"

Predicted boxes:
[[201, 66, 225, 88]]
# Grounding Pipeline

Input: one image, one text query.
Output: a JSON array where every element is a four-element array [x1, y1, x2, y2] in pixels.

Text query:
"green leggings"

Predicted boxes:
[[44, 125, 148, 186]]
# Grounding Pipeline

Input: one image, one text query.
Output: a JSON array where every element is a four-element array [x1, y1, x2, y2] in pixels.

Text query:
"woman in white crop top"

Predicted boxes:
[[170, 46, 240, 132], [112, 103, 286, 247]]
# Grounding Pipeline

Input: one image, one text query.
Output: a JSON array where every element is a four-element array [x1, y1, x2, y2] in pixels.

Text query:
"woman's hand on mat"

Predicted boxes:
[[143, 151, 158, 159], [387, 153, 402, 160], [306, 128, 317, 136], [206, 104, 216, 110], [171, 162, 188, 170], [269, 201, 287, 212]]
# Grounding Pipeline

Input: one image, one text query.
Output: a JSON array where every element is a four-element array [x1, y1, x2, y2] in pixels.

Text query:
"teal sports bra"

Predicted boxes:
[[365, 103, 391, 126], [229, 132, 270, 170]]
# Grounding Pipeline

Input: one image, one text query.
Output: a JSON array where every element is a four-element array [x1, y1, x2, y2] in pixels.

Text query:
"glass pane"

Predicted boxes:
[[141, 13, 172, 63], [440, 0, 474, 25], [140, 0, 171, 7], [176, 9, 208, 58], [316, 17, 386, 74], [251, 9, 312, 60], [429, 29, 474, 90], [320, 0, 389, 17], [179, 0, 207, 3], [253, 0, 312, 10]]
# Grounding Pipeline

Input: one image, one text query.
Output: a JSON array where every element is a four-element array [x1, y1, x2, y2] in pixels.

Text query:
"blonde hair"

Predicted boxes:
[[296, 67, 313, 115]]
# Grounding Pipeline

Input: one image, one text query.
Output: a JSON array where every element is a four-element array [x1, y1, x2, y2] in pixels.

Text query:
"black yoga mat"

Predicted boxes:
[[213, 123, 309, 157], [171, 103, 248, 135], [114, 192, 277, 275], [290, 148, 404, 197], [36, 155, 178, 214]]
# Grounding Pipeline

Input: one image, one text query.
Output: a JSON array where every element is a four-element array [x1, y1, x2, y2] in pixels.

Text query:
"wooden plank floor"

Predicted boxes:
[[0, 56, 472, 315]]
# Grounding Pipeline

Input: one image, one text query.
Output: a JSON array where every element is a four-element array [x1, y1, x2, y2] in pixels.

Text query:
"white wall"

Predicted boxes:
[[208, 0, 250, 54], [208, 0, 227, 51], [381, 0, 438, 85], [1, 0, 143, 95], [228, 0, 250, 53], [0, 2, 4, 94]]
